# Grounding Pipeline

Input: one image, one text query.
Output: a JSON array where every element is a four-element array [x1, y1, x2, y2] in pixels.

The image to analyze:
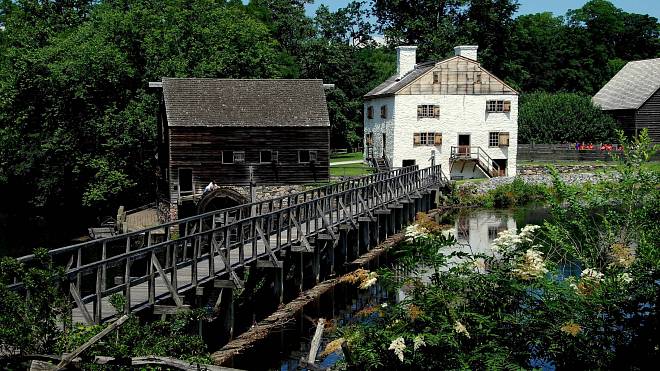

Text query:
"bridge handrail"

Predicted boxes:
[[16, 165, 421, 264], [57, 164, 442, 276], [10, 164, 444, 322]]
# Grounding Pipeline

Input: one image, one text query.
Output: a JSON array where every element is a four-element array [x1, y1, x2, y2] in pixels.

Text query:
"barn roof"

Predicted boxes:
[[593, 58, 660, 111], [161, 78, 330, 127]]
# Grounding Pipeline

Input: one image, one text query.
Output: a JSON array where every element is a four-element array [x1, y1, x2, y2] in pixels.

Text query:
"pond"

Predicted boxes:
[[231, 206, 549, 370]]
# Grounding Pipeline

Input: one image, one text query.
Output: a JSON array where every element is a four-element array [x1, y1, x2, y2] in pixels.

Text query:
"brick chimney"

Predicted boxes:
[[396, 46, 417, 80], [454, 45, 478, 61]]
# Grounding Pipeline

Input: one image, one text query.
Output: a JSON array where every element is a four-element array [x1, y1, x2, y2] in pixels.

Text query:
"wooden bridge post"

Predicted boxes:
[[312, 239, 322, 284], [357, 217, 371, 255], [214, 280, 237, 341], [337, 225, 349, 274], [256, 260, 285, 305]]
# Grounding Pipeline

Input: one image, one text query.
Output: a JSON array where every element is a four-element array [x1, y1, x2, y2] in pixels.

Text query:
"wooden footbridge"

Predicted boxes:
[[12, 165, 447, 328]]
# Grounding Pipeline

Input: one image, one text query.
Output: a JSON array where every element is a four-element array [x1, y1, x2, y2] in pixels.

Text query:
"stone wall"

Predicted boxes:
[[518, 164, 612, 175]]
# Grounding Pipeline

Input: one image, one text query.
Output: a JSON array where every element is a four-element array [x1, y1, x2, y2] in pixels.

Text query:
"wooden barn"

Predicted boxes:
[[152, 78, 330, 217], [593, 58, 660, 143]]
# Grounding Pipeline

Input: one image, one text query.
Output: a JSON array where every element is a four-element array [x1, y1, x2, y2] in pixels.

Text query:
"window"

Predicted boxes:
[[489, 132, 500, 147], [417, 105, 440, 118], [488, 225, 507, 241], [178, 168, 193, 194], [380, 105, 387, 118], [486, 100, 511, 113], [222, 150, 234, 164], [234, 151, 245, 163], [299, 150, 317, 163], [260, 150, 273, 163], [413, 132, 442, 146], [367, 106, 373, 119], [366, 132, 373, 146], [402, 159, 416, 167], [489, 132, 510, 147], [433, 71, 441, 84]]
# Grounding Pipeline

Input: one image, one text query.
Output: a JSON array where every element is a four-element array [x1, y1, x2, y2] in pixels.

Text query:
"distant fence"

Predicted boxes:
[[517, 143, 660, 162]]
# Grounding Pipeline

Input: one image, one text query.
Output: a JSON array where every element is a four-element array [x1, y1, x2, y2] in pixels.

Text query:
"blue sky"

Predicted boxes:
[[301, 0, 660, 19]]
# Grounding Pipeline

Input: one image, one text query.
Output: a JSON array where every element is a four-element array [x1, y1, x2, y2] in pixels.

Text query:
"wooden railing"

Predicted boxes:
[[450, 146, 501, 177], [10, 165, 446, 324]]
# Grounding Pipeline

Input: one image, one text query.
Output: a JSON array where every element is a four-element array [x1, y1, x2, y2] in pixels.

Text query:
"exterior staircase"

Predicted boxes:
[[449, 146, 501, 178], [366, 145, 391, 173]]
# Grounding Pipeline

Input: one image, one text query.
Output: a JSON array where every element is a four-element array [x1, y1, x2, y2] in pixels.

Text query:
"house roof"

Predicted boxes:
[[364, 62, 436, 98], [364, 56, 516, 99], [161, 78, 330, 127], [593, 58, 660, 111]]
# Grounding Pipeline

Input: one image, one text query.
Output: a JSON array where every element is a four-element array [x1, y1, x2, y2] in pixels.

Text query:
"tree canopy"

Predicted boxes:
[[0, 0, 658, 248]]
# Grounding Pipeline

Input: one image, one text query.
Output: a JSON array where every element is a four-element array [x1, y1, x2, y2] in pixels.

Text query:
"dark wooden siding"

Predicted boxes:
[[635, 88, 660, 143], [605, 109, 636, 138], [167, 126, 329, 201]]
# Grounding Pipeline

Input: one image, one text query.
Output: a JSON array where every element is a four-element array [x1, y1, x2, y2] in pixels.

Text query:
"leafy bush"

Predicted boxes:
[[519, 92, 618, 144], [329, 130, 659, 369]]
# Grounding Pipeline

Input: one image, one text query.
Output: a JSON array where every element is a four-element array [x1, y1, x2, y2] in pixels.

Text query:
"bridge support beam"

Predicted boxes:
[[256, 260, 285, 305], [358, 217, 371, 255], [214, 279, 237, 341]]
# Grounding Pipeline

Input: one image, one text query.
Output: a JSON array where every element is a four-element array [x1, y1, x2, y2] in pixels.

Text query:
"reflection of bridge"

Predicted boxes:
[[12, 165, 447, 326]]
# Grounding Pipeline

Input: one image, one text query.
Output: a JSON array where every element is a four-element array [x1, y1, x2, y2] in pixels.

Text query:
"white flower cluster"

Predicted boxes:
[[581, 268, 604, 282], [491, 225, 541, 254], [491, 229, 523, 253], [512, 249, 549, 280], [618, 272, 633, 284], [405, 224, 430, 242], [413, 335, 425, 351], [388, 337, 406, 362], [519, 224, 541, 243], [454, 321, 471, 338], [358, 271, 378, 289]]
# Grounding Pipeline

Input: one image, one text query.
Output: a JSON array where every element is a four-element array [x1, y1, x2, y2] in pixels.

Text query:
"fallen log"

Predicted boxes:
[[210, 208, 442, 366]]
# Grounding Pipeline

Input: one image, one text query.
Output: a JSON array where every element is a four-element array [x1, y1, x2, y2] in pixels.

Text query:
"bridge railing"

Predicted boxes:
[[10, 165, 444, 323]]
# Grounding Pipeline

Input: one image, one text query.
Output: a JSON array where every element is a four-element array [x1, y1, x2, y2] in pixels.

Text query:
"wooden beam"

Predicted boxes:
[[307, 318, 326, 365], [153, 305, 191, 315], [256, 260, 284, 269], [255, 223, 279, 263], [290, 214, 312, 252], [151, 255, 183, 307], [69, 283, 93, 325], [56, 314, 130, 369]]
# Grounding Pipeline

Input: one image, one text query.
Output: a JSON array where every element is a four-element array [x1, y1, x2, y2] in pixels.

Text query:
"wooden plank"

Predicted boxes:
[[153, 305, 191, 315], [56, 314, 130, 369], [69, 283, 93, 325], [307, 318, 326, 364], [151, 255, 184, 307]]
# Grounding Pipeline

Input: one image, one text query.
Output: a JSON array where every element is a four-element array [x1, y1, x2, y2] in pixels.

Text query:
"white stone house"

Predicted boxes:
[[364, 45, 518, 179]]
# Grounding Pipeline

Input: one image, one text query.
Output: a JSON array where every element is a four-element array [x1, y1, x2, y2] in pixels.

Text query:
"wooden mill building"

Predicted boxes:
[[593, 58, 660, 143], [153, 78, 330, 218]]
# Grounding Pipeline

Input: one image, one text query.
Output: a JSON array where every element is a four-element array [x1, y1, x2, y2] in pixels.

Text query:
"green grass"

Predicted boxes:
[[330, 151, 363, 163], [330, 163, 374, 177]]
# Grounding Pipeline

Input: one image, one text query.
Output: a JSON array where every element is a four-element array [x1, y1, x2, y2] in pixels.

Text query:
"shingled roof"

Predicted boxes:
[[161, 78, 330, 127], [593, 58, 660, 111], [364, 62, 436, 98]]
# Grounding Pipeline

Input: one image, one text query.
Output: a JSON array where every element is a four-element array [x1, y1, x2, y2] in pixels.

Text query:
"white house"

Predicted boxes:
[[364, 45, 518, 179]]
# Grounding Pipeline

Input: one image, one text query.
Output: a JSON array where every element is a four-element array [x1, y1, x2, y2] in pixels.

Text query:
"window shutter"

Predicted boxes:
[[310, 151, 318, 162], [499, 132, 510, 146], [413, 133, 421, 146], [434, 132, 443, 145], [433, 105, 440, 118], [503, 101, 511, 112], [417, 106, 423, 118], [272, 151, 278, 163]]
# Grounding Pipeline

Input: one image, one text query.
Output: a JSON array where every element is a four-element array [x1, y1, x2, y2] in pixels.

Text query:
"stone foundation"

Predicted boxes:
[[518, 164, 612, 176]]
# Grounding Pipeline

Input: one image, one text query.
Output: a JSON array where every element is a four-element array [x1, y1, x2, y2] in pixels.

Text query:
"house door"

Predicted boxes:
[[493, 159, 507, 177], [458, 134, 470, 155], [382, 133, 387, 157]]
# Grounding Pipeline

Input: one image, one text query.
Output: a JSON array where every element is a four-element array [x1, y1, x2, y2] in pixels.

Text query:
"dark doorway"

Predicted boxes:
[[402, 159, 416, 167], [197, 188, 248, 214], [493, 159, 507, 177], [458, 134, 470, 155], [178, 168, 193, 195]]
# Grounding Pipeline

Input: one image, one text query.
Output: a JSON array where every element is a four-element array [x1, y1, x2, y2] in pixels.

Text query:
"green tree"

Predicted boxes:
[[518, 92, 618, 143]]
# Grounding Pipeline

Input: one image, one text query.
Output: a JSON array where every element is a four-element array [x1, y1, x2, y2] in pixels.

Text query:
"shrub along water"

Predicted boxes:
[[328, 130, 659, 369]]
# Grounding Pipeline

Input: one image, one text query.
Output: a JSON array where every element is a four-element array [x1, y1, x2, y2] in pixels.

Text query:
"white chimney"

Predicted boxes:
[[396, 46, 417, 79], [454, 45, 478, 61]]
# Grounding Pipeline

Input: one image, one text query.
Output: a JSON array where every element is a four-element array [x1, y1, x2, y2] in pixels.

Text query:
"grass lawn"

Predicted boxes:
[[330, 162, 374, 177], [330, 151, 363, 163]]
